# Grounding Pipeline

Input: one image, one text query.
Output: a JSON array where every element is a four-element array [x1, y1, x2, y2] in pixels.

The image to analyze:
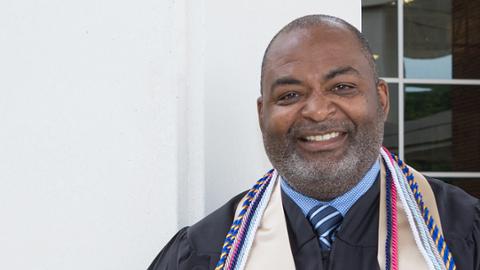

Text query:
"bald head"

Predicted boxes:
[[260, 14, 378, 93]]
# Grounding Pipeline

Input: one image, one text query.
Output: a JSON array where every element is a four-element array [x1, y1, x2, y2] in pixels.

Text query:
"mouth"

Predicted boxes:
[[302, 131, 341, 142], [297, 131, 347, 152]]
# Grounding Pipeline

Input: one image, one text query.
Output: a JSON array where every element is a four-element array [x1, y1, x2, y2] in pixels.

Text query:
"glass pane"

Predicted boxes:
[[362, 0, 398, 77], [384, 83, 399, 154], [437, 178, 480, 198], [404, 84, 480, 172], [404, 0, 480, 79]]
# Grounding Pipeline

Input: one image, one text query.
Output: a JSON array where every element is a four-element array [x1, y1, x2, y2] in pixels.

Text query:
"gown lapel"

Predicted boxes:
[[281, 177, 381, 270]]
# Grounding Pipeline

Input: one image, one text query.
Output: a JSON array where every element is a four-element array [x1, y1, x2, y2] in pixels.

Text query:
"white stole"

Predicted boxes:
[[231, 165, 445, 269]]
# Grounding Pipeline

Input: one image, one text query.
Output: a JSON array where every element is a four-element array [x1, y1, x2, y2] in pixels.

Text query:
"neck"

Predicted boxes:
[[284, 158, 378, 201]]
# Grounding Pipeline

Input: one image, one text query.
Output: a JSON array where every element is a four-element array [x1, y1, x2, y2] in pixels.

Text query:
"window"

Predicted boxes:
[[363, 0, 480, 197]]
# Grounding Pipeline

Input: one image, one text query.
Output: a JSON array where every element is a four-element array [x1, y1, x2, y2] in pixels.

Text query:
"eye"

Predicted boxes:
[[277, 91, 301, 105], [331, 83, 357, 95]]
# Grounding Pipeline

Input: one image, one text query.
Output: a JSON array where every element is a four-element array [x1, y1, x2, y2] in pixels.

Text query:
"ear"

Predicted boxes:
[[257, 96, 264, 132], [376, 79, 390, 122]]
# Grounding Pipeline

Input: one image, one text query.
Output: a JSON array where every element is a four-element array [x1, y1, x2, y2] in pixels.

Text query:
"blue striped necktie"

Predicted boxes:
[[307, 204, 343, 250]]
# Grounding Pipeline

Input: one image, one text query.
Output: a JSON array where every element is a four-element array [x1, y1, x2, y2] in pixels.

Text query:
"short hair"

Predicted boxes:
[[260, 14, 378, 93]]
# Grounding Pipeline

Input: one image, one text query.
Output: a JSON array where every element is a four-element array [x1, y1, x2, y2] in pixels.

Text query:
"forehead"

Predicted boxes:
[[263, 25, 372, 86]]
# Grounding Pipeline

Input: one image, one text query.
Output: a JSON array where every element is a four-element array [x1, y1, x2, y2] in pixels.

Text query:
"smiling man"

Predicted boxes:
[[259, 19, 388, 203], [149, 15, 480, 270]]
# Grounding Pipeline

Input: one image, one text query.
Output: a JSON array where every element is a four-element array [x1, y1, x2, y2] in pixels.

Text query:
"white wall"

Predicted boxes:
[[0, 0, 183, 269], [0, 1, 359, 269]]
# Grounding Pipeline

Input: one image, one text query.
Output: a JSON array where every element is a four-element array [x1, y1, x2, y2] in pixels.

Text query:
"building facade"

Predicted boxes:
[[363, 0, 480, 197]]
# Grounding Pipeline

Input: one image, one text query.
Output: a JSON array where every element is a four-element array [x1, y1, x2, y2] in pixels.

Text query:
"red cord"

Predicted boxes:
[[390, 159, 399, 270]]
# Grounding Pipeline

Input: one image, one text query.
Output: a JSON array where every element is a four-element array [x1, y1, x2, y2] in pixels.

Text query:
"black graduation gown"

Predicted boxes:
[[148, 177, 480, 270]]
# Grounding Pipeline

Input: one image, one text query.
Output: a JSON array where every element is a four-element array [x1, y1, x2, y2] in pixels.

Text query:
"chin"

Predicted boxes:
[[296, 147, 349, 164]]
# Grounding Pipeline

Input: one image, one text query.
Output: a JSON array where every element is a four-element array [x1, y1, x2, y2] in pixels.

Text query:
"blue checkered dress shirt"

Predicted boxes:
[[281, 159, 380, 217]]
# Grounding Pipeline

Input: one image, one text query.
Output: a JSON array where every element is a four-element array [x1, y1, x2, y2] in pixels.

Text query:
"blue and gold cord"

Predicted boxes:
[[393, 154, 456, 270], [215, 169, 274, 270]]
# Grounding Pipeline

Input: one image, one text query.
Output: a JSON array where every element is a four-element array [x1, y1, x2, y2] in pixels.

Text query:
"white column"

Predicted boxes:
[[173, 0, 207, 227], [0, 0, 200, 268]]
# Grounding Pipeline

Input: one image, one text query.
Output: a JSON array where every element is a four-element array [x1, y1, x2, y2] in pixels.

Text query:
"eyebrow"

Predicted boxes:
[[270, 77, 303, 92], [324, 66, 360, 80], [268, 66, 361, 93]]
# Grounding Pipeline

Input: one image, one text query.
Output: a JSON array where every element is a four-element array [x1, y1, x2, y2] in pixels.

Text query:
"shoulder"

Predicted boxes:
[[148, 191, 246, 270], [426, 177, 480, 240], [188, 191, 247, 253], [426, 177, 480, 269]]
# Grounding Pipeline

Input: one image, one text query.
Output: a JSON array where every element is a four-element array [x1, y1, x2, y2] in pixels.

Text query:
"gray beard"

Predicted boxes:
[[263, 108, 385, 201]]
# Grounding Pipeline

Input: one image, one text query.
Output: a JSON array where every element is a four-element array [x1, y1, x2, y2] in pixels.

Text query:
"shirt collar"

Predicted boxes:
[[280, 159, 380, 217]]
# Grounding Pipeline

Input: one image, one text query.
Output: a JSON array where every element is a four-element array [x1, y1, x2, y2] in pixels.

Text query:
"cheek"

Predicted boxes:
[[337, 98, 374, 125], [352, 105, 380, 126], [264, 107, 299, 135]]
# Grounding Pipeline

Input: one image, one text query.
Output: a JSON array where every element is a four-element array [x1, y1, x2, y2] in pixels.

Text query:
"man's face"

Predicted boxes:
[[258, 25, 389, 200]]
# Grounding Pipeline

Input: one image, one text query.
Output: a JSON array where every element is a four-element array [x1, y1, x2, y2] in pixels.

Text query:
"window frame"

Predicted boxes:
[[364, 0, 480, 179]]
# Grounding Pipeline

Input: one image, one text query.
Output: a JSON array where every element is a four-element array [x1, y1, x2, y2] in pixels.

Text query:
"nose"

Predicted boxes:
[[301, 94, 336, 122]]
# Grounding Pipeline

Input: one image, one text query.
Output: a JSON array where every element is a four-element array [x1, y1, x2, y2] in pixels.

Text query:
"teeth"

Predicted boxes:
[[305, 132, 340, 142]]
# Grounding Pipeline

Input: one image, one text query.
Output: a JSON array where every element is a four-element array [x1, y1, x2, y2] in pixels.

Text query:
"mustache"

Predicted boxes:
[[287, 120, 355, 137]]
